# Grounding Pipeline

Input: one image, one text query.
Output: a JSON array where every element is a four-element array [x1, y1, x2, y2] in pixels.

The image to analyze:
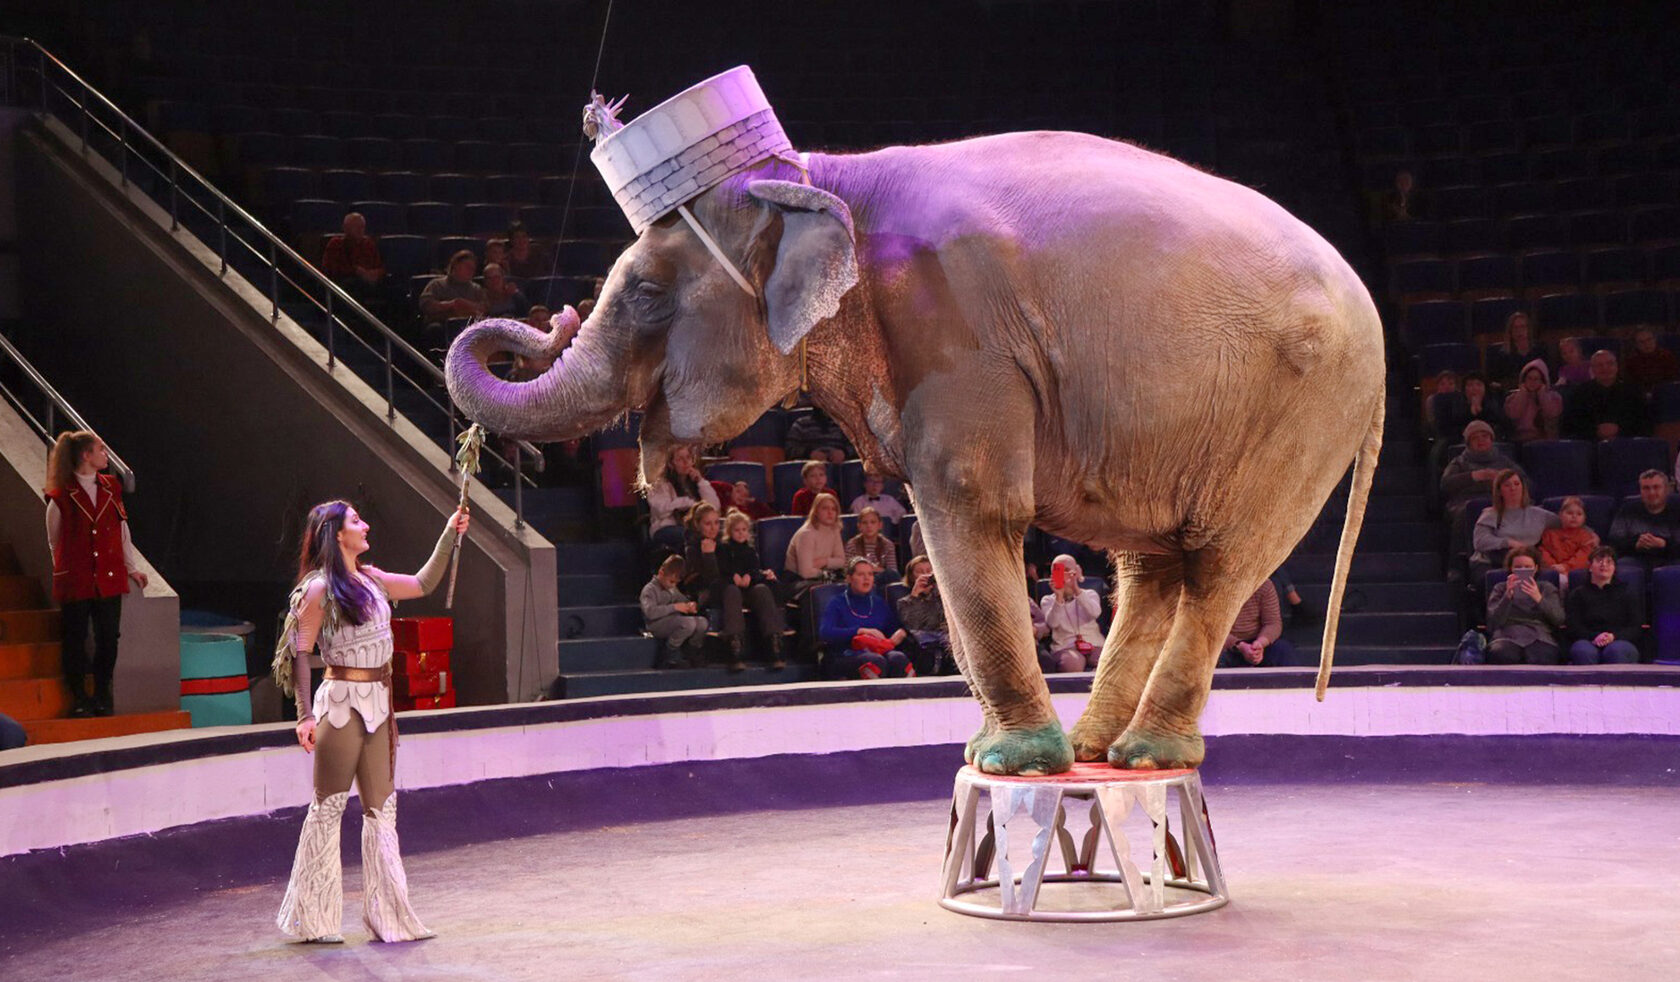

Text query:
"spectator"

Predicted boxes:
[[1040, 555, 1103, 673], [1539, 496, 1600, 583], [1485, 312, 1551, 392], [846, 507, 899, 583], [646, 445, 719, 554], [717, 509, 787, 669], [785, 408, 852, 463], [819, 557, 912, 679], [687, 505, 781, 672], [320, 211, 388, 311], [1425, 370, 1461, 440], [504, 223, 554, 281], [639, 554, 706, 669], [484, 238, 509, 273], [789, 460, 836, 518], [1484, 547, 1565, 665], [1029, 592, 1051, 660], [1561, 350, 1649, 440], [481, 263, 529, 318], [524, 304, 554, 333], [849, 473, 908, 524], [1271, 564, 1313, 625], [1381, 169, 1424, 223], [1432, 372, 1508, 443], [785, 492, 848, 601], [1621, 328, 1679, 393], [1471, 469, 1558, 580], [1555, 337, 1591, 387], [1441, 420, 1524, 513], [728, 479, 776, 521], [1608, 469, 1680, 574], [1503, 360, 1563, 444], [1564, 546, 1642, 665], [1218, 577, 1298, 668], [418, 250, 486, 345], [896, 554, 955, 675], [0, 710, 24, 750]]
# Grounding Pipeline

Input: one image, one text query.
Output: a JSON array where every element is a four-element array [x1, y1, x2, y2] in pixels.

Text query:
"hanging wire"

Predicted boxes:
[[541, 0, 616, 311]]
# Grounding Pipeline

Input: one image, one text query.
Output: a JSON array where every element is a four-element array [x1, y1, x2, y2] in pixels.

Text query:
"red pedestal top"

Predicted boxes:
[[962, 761, 1197, 783]]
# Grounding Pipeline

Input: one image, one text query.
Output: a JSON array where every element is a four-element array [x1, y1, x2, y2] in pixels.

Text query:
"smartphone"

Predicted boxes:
[[1051, 565, 1067, 591], [1513, 568, 1535, 581]]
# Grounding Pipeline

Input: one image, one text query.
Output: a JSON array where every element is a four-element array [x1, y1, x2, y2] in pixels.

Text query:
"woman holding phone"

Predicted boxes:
[[1484, 546, 1566, 665]]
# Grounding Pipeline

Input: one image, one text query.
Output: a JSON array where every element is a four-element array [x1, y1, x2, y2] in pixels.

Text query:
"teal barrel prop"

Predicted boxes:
[[179, 633, 252, 727]]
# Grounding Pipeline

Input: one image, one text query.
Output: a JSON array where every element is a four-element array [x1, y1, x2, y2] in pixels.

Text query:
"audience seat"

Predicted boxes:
[[1534, 293, 1598, 333], [1404, 300, 1469, 347], [463, 203, 516, 236], [1601, 290, 1669, 330], [375, 171, 430, 202], [898, 515, 919, 560], [1506, 214, 1569, 253], [405, 201, 457, 236], [400, 138, 452, 171], [594, 412, 641, 509], [1392, 258, 1455, 300], [344, 136, 401, 170], [728, 412, 788, 472], [289, 198, 342, 235], [755, 517, 805, 581], [378, 235, 432, 278], [349, 200, 405, 235], [772, 460, 834, 515], [1538, 494, 1615, 540], [1470, 296, 1525, 339], [1519, 440, 1593, 499], [1651, 565, 1680, 664], [429, 173, 487, 205], [1456, 254, 1518, 297], [1595, 438, 1671, 498], [705, 461, 769, 504]]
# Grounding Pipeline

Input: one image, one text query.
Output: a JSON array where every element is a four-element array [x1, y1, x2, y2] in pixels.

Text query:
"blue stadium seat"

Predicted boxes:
[[728, 412, 789, 451], [429, 173, 486, 205], [1570, 211, 1627, 248], [476, 117, 519, 142], [211, 104, 267, 135], [345, 200, 403, 235], [1413, 124, 1459, 157], [427, 116, 475, 141], [1463, 120, 1518, 155], [773, 460, 835, 515], [1493, 182, 1554, 217], [377, 234, 432, 278], [1554, 177, 1615, 211], [705, 461, 769, 504], [1470, 297, 1525, 337], [1404, 300, 1468, 346], [514, 206, 561, 238], [1652, 383, 1680, 423], [1440, 219, 1498, 255], [289, 198, 343, 235], [236, 132, 288, 168], [270, 107, 320, 135], [400, 138, 452, 171], [1356, 127, 1408, 157], [1575, 111, 1630, 146], [1566, 566, 1645, 615], [405, 201, 457, 236], [511, 144, 560, 175], [755, 517, 805, 579], [319, 111, 366, 138], [1595, 438, 1671, 497], [1418, 157, 1475, 187], [436, 236, 483, 267], [1519, 440, 1594, 499], [1415, 343, 1480, 377], [487, 174, 541, 204], [1540, 494, 1616, 540], [1583, 248, 1648, 289], [1456, 254, 1518, 296], [1381, 221, 1437, 257], [538, 175, 575, 206], [1534, 293, 1599, 332], [320, 169, 375, 202], [899, 515, 919, 560], [455, 140, 510, 173], [1530, 146, 1594, 181], [463, 203, 516, 236], [1523, 249, 1583, 291], [1616, 173, 1678, 209], [367, 114, 421, 139], [1505, 214, 1569, 252], [1655, 246, 1680, 284], [292, 135, 342, 168], [344, 137, 401, 170], [1392, 258, 1454, 298], [1522, 115, 1575, 150], [376, 171, 429, 202], [1478, 152, 1528, 186], [1601, 290, 1669, 330], [259, 166, 317, 205], [1630, 207, 1679, 246], [1650, 566, 1680, 664], [1431, 185, 1486, 221]]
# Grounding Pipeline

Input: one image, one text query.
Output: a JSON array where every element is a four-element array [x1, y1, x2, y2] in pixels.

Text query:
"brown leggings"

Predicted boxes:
[[312, 713, 393, 816]]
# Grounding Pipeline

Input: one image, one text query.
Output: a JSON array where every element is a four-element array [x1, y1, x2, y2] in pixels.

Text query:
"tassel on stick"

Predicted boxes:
[[446, 424, 486, 608]]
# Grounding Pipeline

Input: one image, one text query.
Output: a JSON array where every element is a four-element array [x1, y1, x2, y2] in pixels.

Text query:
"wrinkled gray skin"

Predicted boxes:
[[447, 131, 1384, 776]]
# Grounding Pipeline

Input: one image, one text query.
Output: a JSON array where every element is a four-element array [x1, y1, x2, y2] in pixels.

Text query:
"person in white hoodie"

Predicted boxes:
[[1039, 555, 1104, 673]]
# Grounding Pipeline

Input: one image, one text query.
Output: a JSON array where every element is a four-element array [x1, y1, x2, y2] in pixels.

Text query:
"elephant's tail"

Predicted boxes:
[[1315, 398, 1385, 701]]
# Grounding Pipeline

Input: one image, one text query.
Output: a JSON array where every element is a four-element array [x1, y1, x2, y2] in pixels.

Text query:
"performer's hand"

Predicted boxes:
[[296, 717, 317, 753], [128, 570, 148, 589], [450, 506, 470, 536]]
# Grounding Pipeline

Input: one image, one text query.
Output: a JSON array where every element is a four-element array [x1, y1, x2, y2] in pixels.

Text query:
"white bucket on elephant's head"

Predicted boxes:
[[587, 66, 795, 235]]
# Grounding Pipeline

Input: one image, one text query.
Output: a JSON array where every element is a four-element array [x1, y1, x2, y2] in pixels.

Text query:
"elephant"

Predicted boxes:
[[446, 128, 1384, 776]]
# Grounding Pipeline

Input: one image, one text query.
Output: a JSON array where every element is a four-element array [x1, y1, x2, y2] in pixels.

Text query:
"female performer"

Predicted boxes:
[[273, 500, 468, 943]]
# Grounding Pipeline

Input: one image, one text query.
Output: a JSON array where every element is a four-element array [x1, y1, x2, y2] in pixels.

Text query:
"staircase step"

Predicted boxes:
[[0, 642, 60, 681], [555, 573, 622, 606], [1284, 610, 1459, 646], [1287, 551, 1440, 583], [1371, 464, 1426, 494], [0, 609, 60, 645], [0, 676, 70, 720], [22, 710, 193, 746], [1316, 492, 1427, 523], [1297, 520, 1437, 553], [503, 486, 594, 519], [557, 663, 819, 699], [0, 574, 46, 611], [557, 604, 647, 640], [553, 540, 644, 578], [558, 634, 660, 673], [1294, 580, 1456, 613]]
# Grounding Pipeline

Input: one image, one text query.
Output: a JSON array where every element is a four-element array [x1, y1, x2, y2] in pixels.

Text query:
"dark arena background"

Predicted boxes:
[[1, 1, 1677, 979]]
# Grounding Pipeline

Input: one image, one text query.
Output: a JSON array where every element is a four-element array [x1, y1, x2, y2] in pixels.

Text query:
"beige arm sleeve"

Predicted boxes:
[[292, 585, 326, 720], [413, 524, 460, 596]]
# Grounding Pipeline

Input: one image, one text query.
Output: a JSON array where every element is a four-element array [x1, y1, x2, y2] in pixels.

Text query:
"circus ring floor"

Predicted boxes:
[[2, 668, 1677, 982]]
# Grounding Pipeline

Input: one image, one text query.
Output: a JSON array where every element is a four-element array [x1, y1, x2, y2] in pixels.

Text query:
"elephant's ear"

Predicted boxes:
[[747, 179, 859, 355]]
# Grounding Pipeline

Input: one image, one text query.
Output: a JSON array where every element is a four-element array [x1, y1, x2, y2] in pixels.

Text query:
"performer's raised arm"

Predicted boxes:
[[364, 508, 470, 601]]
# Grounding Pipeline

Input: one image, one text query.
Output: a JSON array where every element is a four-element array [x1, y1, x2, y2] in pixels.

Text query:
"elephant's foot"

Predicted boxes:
[[963, 718, 998, 764], [1067, 712, 1128, 763], [970, 722, 1074, 776], [1107, 724, 1205, 770]]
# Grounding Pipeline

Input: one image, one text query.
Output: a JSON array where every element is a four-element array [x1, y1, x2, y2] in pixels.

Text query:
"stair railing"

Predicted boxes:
[[0, 331, 136, 493]]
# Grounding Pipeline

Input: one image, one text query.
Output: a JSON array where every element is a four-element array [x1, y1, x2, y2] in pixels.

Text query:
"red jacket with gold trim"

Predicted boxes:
[[46, 474, 130, 603]]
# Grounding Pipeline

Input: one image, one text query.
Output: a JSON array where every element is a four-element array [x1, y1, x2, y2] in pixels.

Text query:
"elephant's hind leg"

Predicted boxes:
[[1069, 551, 1182, 761], [1110, 546, 1264, 770]]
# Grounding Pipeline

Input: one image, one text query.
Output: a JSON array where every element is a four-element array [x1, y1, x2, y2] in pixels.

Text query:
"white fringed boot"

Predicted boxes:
[[276, 791, 349, 942], [360, 794, 435, 942]]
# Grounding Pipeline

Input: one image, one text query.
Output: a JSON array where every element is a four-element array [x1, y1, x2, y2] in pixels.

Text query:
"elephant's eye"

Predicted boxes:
[[631, 280, 666, 298]]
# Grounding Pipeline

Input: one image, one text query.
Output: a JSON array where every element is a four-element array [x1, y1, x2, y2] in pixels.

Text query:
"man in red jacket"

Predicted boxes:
[[320, 211, 390, 316], [45, 432, 147, 717]]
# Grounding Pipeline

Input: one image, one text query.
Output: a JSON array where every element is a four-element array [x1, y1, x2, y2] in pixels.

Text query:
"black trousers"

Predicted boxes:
[[61, 596, 122, 698]]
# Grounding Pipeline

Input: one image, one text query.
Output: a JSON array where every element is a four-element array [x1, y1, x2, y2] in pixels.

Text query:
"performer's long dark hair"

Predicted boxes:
[[296, 500, 375, 625]]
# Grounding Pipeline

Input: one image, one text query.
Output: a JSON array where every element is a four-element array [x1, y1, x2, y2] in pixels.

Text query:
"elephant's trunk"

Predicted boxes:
[[444, 307, 628, 442]]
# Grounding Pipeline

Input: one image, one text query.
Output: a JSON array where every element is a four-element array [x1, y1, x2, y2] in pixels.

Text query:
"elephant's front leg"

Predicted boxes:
[[909, 409, 1070, 775]]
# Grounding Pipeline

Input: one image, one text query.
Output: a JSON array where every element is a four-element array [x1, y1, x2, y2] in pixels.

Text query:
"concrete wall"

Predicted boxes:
[[0, 397, 179, 713], [14, 116, 556, 705]]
